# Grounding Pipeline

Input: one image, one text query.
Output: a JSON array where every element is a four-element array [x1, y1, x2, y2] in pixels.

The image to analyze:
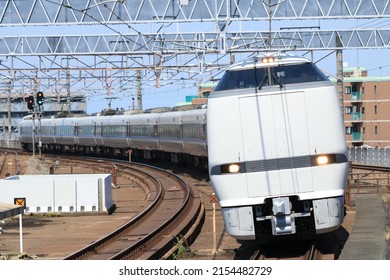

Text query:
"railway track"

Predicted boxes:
[[0, 150, 205, 259], [0, 148, 381, 260], [236, 239, 332, 260], [49, 157, 203, 260], [0, 150, 20, 178]]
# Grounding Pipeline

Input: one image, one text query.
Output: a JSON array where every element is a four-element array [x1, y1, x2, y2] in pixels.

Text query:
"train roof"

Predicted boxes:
[[227, 52, 312, 71]]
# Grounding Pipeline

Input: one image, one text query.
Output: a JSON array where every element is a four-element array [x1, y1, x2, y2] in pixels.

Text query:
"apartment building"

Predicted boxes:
[[343, 67, 390, 147]]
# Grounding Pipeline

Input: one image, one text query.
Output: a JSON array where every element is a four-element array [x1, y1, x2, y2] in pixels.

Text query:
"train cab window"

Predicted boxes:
[[214, 68, 267, 91], [271, 63, 328, 85], [214, 62, 328, 92]]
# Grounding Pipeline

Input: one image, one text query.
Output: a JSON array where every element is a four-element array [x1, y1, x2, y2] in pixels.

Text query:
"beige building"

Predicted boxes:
[[343, 67, 390, 147]]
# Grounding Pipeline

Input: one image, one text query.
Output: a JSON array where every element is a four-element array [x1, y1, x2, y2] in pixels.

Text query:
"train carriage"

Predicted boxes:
[[156, 111, 184, 154], [127, 113, 159, 152], [19, 116, 38, 148], [181, 109, 207, 157], [19, 109, 209, 161], [98, 115, 129, 148], [75, 116, 105, 147]]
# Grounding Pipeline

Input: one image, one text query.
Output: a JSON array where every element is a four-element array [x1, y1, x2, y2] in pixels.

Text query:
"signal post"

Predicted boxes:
[[25, 91, 44, 158]]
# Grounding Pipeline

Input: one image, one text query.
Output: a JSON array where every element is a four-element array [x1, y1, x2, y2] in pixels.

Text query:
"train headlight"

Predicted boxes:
[[221, 163, 242, 174], [261, 57, 275, 64], [314, 154, 336, 166], [316, 155, 329, 165], [228, 164, 241, 173]]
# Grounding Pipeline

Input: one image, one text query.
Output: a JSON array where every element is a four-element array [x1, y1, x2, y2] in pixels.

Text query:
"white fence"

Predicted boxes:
[[348, 147, 390, 166]]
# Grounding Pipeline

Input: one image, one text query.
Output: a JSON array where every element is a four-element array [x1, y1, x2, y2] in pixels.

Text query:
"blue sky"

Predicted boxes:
[[91, 47, 390, 114], [1, 17, 390, 114], [95, 17, 390, 114]]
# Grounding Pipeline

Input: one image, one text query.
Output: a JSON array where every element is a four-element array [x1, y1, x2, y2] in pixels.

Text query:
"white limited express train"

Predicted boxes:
[[207, 53, 349, 242], [19, 52, 348, 243]]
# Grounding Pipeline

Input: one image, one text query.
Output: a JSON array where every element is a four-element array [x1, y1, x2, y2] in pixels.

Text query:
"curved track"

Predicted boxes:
[[55, 157, 203, 260]]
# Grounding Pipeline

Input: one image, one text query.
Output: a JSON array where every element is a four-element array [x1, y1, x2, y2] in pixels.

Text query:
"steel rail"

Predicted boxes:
[[109, 166, 191, 260], [63, 162, 164, 260]]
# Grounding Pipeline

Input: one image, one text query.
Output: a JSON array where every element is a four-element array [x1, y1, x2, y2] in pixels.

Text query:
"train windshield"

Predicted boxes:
[[214, 62, 329, 92]]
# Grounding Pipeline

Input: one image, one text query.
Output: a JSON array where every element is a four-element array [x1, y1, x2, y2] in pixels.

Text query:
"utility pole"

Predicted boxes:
[[136, 70, 142, 111], [66, 58, 71, 114], [336, 35, 344, 118], [7, 79, 12, 145]]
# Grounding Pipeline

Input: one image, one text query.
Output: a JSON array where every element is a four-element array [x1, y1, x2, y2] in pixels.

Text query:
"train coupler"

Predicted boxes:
[[271, 197, 296, 235]]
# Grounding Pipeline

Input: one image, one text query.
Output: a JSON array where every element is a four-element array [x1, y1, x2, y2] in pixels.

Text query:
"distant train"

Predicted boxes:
[[207, 53, 349, 242], [19, 108, 208, 167]]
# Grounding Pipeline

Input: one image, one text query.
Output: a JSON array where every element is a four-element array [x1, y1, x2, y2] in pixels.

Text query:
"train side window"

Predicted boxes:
[[183, 124, 203, 139]]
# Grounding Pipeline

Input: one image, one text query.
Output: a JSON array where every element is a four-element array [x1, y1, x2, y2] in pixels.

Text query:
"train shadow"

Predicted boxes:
[[330, 225, 350, 259], [234, 226, 350, 260]]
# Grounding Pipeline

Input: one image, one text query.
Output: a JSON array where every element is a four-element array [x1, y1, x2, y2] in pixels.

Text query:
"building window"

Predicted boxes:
[[374, 85, 377, 94], [345, 127, 352, 134], [363, 127, 365, 134], [202, 91, 210, 98], [345, 86, 351, 94], [345, 106, 353, 114], [375, 126, 378, 134], [374, 105, 378, 114]]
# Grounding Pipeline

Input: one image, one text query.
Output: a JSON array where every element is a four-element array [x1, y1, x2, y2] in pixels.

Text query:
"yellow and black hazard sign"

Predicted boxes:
[[14, 197, 26, 208]]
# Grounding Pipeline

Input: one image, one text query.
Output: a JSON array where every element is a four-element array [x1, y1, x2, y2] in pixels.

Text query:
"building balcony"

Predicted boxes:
[[351, 112, 362, 121], [352, 132, 363, 141], [351, 91, 362, 101]]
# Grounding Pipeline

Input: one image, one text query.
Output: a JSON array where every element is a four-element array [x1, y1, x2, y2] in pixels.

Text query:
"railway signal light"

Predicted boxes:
[[36, 91, 44, 106], [27, 96, 34, 110]]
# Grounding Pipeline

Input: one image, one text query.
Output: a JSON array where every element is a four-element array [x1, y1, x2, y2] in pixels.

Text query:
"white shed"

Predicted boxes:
[[0, 174, 115, 214]]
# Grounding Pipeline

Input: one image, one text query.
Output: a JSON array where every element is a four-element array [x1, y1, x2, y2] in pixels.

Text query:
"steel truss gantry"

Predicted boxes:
[[1, 29, 389, 57], [1, 0, 390, 25], [1, 0, 390, 106]]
